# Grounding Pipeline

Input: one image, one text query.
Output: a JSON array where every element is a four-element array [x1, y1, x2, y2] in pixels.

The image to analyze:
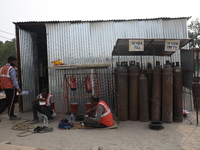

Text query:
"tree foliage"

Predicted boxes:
[[0, 39, 16, 67], [188, 18, 200, 49]]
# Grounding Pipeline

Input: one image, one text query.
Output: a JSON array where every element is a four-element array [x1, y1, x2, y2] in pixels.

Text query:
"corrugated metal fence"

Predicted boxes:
[[19, 29, 39, 111], [18, 18, 193, 113], [45, 18, 192, 113]]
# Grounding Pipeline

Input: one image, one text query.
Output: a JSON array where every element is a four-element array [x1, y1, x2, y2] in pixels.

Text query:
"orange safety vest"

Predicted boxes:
[[96, 100, 114, 127], [0, 65, 14, 89], [39, 93, 56, 111]]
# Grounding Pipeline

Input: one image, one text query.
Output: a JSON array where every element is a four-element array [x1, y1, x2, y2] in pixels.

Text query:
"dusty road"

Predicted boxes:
[[0, 110, 200, 150]]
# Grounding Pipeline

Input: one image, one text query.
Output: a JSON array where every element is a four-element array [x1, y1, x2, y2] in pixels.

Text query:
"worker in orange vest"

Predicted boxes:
[[0, 56, 22, 120], [83, 95, 114, 128], [30, 88, 55, 124]]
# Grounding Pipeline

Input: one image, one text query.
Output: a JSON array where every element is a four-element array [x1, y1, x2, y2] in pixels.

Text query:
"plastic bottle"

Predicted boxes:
[[70, 113, 74, 122], [41, 114, 48, 126], [81, 122, 84, 127]]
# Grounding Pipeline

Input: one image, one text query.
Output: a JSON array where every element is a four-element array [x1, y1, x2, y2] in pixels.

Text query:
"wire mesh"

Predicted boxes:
[[62, 68, 114, 116]]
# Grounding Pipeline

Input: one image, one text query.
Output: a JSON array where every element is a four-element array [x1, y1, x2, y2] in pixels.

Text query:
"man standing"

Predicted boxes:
[[0, 56, 22, 120], [31, 88, 55, 124], [83, 96, 114, 128]]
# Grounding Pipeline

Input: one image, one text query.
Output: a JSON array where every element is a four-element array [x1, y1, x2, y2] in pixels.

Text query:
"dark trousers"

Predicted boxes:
[[83, 118, 107, 128], [0, 89, 16, 117], [32, 102, 53, 119]]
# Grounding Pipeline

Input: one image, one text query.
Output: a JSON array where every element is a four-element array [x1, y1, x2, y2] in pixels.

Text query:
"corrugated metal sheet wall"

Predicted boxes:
[[45, 18, 193, 113], [19, 29, 39, 111]]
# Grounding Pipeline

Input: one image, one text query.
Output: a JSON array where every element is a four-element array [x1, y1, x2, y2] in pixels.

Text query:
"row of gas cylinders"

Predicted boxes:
[[114, 60, 183, 123]]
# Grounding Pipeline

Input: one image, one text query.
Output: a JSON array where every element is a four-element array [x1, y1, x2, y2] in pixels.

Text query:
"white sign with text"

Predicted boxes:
[[129, 40, 144, 51], [165, 40, 180, 51]]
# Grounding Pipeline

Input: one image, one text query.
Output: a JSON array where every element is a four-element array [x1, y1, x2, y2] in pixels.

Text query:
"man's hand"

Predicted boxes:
[[86, 109, 92, 114], [85, 115, 89, 119], [31, 100, 36, 104], [17, 88, 22, 93], [32, 98, 44, 104]]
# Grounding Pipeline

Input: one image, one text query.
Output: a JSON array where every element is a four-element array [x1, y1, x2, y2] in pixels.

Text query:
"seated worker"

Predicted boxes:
[[31, 88, 55, 124], [83, 95, 114, 128]]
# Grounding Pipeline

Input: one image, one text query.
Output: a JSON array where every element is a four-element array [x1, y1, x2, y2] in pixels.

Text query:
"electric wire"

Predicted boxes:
[[0, 35, 12, 40], [0, 30, 14, 35], [0, 30, 15, 41]]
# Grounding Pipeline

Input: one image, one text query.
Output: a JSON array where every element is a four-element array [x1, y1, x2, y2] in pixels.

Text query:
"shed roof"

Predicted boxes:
[[13, 17, 191, 25], [112, 38, 192, 56]]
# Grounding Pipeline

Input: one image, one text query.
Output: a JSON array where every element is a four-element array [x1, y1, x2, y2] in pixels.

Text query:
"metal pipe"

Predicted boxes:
[[15, 26, 23, 112]]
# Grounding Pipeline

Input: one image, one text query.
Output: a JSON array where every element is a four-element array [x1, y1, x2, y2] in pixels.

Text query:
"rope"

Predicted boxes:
[[11, 119, 35, 137]]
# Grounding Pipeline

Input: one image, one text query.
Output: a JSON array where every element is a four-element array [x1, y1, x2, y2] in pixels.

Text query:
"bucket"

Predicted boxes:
[[70, 102, 79, 114], [85, 102, 93, 111]]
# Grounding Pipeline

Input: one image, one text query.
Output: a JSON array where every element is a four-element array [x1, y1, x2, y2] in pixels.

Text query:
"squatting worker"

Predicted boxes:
[[83, 96, 114, 128], [0, 56, 22, 120], [31, 88, 55, 124]]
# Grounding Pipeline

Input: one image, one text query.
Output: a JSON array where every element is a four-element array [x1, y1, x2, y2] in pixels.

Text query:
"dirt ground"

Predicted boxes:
[[1, 108, 200, 150]]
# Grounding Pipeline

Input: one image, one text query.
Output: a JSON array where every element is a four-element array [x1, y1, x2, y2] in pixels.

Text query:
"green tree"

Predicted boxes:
[[0, 39, 16, 66], [188, 18, 200, 49]]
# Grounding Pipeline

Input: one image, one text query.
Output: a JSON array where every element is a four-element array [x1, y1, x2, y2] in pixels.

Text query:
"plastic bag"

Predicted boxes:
[[58, 119, 75, 130]]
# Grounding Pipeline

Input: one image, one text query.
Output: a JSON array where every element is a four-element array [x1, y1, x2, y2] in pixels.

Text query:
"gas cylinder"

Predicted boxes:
[[128, 61, 139, 121], [139, 72, 149, 122], [171, 62, 175, 68], [145, 63, 152, 119], [114, 62, 120, 116], [117, 61, 128, 121], [151, 61, 162, 121], [162, 61, 173, 123], [173, 62, 183, 122], [114, 62, 120, 94], [136, 62, 142, 73]]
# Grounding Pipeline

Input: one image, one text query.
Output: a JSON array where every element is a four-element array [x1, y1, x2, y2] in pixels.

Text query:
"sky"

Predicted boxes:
[[0, 0, 199, 42]]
